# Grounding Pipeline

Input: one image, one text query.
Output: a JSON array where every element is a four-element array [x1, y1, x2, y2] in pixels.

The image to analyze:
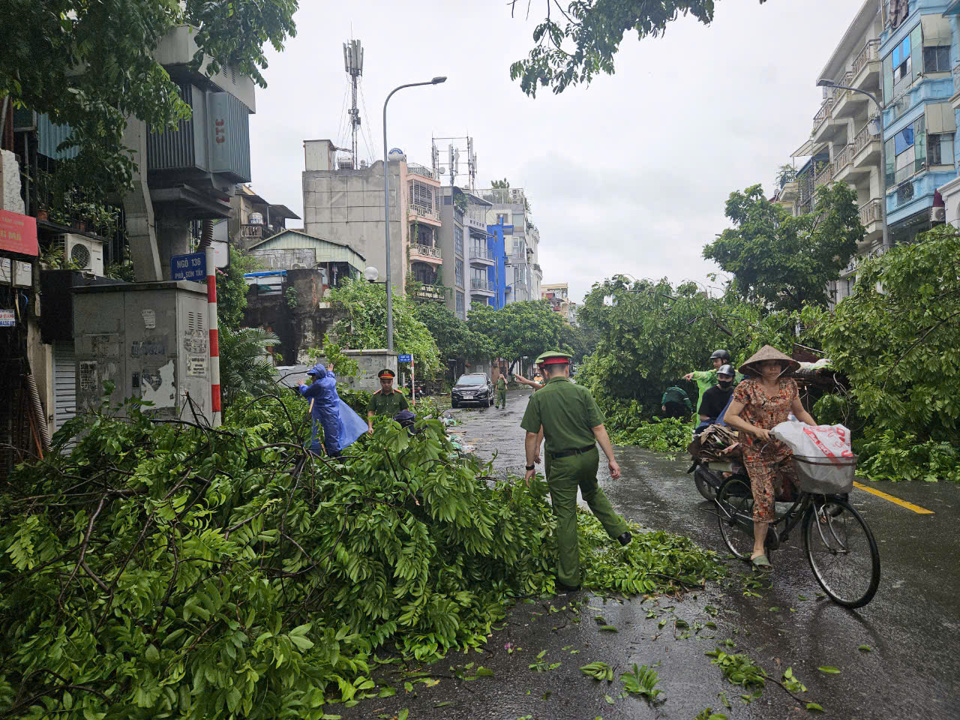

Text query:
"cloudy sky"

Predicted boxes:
[[249, 0, 865, 304]]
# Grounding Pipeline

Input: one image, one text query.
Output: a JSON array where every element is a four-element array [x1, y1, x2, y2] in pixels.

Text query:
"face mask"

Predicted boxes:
[[718, 380, 733, 389]]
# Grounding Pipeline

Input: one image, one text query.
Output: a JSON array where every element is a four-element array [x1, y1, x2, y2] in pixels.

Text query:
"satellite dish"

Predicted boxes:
[[439, 168, 446, 174]]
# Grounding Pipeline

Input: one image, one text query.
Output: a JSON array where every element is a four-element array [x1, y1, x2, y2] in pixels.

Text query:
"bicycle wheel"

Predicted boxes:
[[803, 498, 880, 608], [716, 475, 755, 560]]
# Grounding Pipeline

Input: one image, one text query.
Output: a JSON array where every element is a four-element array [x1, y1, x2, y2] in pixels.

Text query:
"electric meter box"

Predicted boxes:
[[73, 281, 211, 420]]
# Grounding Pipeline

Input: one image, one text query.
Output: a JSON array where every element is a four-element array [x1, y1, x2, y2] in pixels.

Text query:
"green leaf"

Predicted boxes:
[[817, 666, 840, 675], [858, 645, 872, 653], [806, 702, 825, 713]]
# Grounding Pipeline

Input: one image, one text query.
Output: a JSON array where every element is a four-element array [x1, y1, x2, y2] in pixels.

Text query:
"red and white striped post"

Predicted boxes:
[[206, 247, 222, 427]]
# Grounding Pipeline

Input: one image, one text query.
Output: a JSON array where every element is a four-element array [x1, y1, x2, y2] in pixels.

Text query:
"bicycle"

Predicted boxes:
[[714, 454, 880, 608]]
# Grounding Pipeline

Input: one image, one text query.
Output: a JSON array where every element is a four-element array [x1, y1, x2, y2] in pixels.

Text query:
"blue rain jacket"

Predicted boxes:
[[298, 364, 343, 456]]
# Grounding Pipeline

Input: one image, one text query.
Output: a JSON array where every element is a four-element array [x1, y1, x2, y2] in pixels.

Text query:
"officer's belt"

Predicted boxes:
[[549, 444, 596, 459]]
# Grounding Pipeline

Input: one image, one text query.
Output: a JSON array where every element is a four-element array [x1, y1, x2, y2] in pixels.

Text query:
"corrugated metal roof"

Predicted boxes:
[[248, 229, 366, 272]]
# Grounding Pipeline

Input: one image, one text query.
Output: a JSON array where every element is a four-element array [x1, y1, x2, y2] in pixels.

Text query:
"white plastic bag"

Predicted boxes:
[[771, 422, 856, 494], [771, 421, 853, 460]]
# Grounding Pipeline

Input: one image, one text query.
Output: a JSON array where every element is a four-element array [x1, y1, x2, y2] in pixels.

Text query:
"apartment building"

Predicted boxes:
[[301, 139, 445, 302], [438, 187, 468, 319], [477, 187, 540, 305], [542, 282, 576, 323], [786, 0, 956, 302]]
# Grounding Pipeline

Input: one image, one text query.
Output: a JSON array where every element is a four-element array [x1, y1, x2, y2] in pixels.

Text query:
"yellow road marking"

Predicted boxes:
[[853, 481, 935, 515]]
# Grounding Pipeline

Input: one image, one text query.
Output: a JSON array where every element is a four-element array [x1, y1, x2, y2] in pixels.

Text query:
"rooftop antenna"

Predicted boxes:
[[343, 39, 364, 166]]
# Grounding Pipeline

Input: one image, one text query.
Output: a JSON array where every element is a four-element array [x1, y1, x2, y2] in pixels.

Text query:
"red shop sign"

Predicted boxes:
[[0, 210, 39, 256]]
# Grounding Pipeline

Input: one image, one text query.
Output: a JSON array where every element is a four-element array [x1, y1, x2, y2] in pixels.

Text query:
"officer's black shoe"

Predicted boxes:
[[617, 531, 633, 547], [556, 581, 581, 593]]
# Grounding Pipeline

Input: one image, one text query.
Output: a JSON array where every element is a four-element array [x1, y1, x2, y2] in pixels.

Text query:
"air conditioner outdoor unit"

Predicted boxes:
[[59, 234, 104, 276], [931, 207, 946, 223]]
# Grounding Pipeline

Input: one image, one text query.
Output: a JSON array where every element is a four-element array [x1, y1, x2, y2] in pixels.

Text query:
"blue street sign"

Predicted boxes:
[[171, 252, 207, 282], [397, 354, 412, 363]]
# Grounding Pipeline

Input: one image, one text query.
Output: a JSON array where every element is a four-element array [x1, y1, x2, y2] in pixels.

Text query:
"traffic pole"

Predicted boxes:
[[206, 246, 221, 427]]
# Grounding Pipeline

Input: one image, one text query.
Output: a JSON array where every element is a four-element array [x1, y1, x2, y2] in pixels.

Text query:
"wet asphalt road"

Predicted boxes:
[[339, 387, 960, 720]]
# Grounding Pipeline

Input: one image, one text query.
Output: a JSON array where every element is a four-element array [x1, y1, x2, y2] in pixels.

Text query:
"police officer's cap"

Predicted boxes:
[[537, 351, 573, 366], [377, 368, 396, 379]]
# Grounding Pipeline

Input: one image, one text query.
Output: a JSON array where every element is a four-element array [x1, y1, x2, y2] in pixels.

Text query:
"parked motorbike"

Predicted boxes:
[[687, 458, 748, 501], [687, 424, 747, 501]]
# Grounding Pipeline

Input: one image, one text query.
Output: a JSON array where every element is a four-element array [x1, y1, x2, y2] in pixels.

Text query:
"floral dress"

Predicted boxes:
[[732, 377, 800, 523]]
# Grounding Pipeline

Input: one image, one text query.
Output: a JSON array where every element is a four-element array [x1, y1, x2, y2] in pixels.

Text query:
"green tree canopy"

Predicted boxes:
[[413, 302, 495, 369], [576, 276, 796, 414], [324, 278, 440, 376], [703, 183, 863, 311], [467, 301, 569, 367], [817, 226, 960, 446], [511, 0, 769, 96], [0, 0, 298, 196]]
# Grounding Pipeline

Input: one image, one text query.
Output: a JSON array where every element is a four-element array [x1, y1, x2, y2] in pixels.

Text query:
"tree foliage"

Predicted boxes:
[[812, 226, 960, 482], [575, 276, 796, 415], [510, 0, 769, 96], [467, 301, 569, 367], [412, 302, 494, 368], [0, 0, 298, 196], [0, 393, 722, 718], [703, 183, 863, 311], [324, 278, 440, 376]]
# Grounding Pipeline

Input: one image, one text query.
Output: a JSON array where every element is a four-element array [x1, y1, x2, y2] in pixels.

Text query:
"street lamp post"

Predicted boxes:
[[382, 76, 447, 351], [817, 79, 889, 250]]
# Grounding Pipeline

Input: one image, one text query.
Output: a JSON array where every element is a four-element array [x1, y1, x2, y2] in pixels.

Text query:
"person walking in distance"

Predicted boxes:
[[520, 351, 632, 592], [495, 373, 508, 409]]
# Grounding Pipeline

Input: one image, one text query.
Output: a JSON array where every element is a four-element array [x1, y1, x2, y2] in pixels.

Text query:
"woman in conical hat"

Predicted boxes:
[[724, 346, 816, 569]]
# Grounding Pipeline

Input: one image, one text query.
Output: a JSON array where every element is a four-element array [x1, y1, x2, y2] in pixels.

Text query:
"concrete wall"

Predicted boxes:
[[439, 188, 466, 319], [302, 157, 409, 293], [341, 349, 398, 393]]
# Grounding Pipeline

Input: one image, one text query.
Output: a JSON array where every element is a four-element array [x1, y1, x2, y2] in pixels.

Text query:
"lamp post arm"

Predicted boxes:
[[382, 79, 447, 352]]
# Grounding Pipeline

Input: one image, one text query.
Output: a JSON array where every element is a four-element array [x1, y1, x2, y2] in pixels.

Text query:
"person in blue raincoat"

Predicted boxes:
[[298, 364, 344, 457]]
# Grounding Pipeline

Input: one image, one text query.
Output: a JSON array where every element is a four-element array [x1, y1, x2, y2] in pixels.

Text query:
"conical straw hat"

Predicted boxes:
[[738, 345, 800, 377]]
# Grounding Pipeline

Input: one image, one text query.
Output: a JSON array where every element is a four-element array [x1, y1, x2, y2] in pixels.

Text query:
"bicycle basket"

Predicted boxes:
[[792, 454, 857, 495]]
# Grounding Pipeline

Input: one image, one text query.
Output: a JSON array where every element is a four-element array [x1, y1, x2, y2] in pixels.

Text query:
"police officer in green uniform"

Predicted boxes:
[[367, 368, 410, 434], [495, 374, 508, 409], [520, 351, 632, 591]]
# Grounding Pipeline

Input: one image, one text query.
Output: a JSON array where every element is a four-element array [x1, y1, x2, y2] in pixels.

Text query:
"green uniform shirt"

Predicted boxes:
[[520, 377, 604, 455], [367, 389, 409, 418], [496, 377, 507, 391]]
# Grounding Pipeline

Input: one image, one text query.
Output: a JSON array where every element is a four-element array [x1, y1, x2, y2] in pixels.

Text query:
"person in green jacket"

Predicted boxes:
[[495, 374, 508, 409], [521, 351, 632, 592], [660, 386, 693, 419], [684, 349, 731, 414]]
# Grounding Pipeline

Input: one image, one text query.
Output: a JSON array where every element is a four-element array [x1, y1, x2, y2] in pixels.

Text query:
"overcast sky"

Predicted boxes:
[[249, 0, 864, 304]]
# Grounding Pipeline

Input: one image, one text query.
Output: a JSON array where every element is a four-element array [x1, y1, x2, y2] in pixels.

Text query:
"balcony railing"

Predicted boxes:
[[407, 163, 435, 180], [411, 243, 442, 260], [239, 223, 283, 242], [834, 144, 854, 174], [852, 39, 880, 77], [853, 124, 878, 154], [470, 247, 492, 261], [813, 96, 835, 130], [409, 204, 441, 223], [859, 198, 883, 226], [814, 163, 834, 187], [471, 278, 495, 293]]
